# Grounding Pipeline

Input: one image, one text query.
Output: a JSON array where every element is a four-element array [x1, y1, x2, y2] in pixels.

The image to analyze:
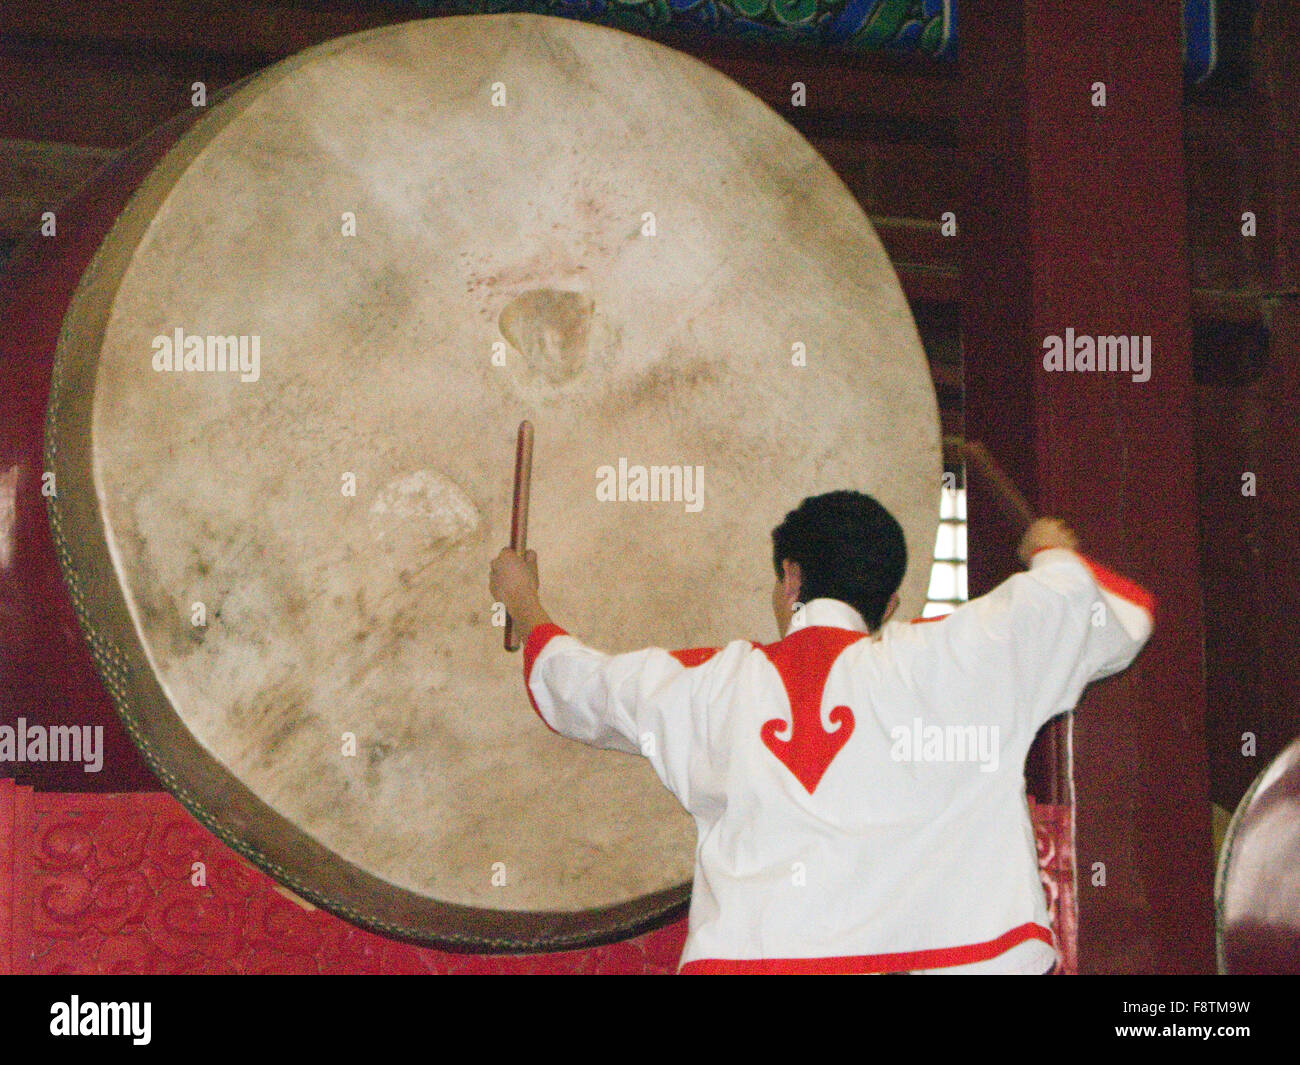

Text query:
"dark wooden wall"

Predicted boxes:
[[1188, 3, 1300, 812]]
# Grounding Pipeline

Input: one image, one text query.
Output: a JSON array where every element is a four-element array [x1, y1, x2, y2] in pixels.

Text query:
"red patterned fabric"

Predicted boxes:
[[1028, 795, 1078, 974], [0, 779, 16, 973], [0, 781, 1075, 974]]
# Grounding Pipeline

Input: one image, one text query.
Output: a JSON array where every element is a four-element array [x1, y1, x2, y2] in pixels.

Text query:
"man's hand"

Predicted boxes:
[[490, 548, 551, 641], [1017, 517, 1080, 567]]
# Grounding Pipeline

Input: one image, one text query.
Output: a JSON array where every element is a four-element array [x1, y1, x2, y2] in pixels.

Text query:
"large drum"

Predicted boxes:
[[20, 14, 939, 950]]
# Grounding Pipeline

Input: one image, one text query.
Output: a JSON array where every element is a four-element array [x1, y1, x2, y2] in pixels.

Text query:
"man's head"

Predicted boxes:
[[770, 490, 907, 636]]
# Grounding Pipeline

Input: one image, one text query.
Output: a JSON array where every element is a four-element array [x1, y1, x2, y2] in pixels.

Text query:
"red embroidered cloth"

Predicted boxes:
[[0, 779, 1074, 974]]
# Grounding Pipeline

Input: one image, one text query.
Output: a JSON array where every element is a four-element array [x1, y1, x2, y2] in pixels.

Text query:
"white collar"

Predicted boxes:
[[787, 597, 870, 635]]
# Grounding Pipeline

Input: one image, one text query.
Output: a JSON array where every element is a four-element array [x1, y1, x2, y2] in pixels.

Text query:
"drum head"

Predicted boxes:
[[47, 13, 940, 949]]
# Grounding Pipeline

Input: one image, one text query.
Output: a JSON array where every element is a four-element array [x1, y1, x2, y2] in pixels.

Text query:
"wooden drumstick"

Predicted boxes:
[[504, 420, 534, 652], [941, 434, 1037, 531]]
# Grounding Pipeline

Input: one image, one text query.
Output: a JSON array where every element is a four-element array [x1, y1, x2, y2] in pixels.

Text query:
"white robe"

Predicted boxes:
[[523, 547, 1154, 973]]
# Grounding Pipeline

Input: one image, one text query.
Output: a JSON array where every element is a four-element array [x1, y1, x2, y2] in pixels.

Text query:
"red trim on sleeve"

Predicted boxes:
[[522, 622, 567, 734], [679, 922, 1053, 975], [1078, 555, 1156, 618], [909, 614, 949, 624], [523, 622, 565, 679], [669, 646, 722, 668]]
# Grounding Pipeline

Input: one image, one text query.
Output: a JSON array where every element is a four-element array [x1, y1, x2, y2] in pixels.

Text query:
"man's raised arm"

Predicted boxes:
[[487, 547, 717, 801]]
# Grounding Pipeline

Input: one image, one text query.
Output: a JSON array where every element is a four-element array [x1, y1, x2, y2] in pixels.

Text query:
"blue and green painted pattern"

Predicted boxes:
[[407, 0, 957, 56], [400, 0, 1219, 82]]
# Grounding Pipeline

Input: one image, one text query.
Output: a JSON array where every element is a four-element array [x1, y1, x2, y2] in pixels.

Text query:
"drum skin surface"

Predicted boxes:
[[38, 14, 940, 950]]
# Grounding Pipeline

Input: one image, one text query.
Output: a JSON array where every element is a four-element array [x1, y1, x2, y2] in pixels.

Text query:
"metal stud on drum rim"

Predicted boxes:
[[43, 13, 940, 950]]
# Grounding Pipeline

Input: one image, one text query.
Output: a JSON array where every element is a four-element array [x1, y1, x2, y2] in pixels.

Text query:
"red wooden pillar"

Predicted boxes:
[[960, 2, 1215, 972], [1253, 3, 1300, 807]]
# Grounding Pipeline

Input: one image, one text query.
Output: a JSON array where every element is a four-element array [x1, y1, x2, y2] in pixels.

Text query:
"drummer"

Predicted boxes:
[[489, 490, 1154, 974]]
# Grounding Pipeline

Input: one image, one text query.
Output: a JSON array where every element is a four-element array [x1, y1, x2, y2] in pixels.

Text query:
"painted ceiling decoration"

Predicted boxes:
[[399, 0, 1218, 83]]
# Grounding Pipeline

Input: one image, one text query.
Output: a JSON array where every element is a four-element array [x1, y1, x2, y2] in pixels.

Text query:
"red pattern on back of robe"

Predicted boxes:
[[757, 627, 869, 794]]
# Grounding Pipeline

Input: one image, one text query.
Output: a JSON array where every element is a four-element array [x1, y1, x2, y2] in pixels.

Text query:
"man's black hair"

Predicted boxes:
[[771, 490, 907, 631]]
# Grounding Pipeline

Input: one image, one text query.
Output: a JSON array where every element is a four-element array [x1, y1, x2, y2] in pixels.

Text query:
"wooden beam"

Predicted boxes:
[[0, 1, 412, 61], [0, 1, 960, 122], [0, 139, 114, 239], [662, 28, 958, 126], [1183, 99, 1276, 292], [0, 44, 256, 147]]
